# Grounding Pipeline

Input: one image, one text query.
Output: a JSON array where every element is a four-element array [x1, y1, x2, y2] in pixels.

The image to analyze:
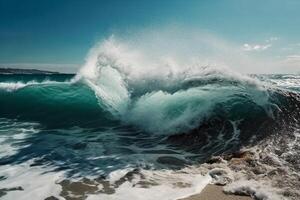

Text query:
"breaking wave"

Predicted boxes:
[[1, 35, 300, 200], [75, 38, 275, 134]]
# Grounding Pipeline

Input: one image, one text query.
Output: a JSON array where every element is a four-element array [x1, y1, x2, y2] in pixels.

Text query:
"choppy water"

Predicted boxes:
[[0, 39, 299, 200]]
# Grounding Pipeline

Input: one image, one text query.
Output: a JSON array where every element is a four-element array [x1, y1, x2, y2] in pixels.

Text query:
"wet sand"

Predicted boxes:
[[180, 185, 252, 200]]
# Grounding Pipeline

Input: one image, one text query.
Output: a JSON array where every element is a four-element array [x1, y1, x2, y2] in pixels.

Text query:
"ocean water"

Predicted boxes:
[[0, 41, 300, 200]]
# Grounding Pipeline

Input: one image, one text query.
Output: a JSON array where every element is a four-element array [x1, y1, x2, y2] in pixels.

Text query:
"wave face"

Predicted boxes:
[[0, 40, 299, 161], [0, 74, 113, 128], [0, 39, 300, 200], [77, 38, 276, 135]]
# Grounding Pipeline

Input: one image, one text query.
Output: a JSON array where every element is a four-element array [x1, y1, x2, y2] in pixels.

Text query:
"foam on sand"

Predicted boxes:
[[0, 160, 64, 200], [87, 168, 212, 200]]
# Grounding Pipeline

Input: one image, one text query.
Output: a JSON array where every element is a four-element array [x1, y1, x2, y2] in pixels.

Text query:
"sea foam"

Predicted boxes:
[[77, 37, 271, 134]]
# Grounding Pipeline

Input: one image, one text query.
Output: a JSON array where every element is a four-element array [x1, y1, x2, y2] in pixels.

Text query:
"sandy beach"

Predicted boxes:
[[181, 185, 252, 200]]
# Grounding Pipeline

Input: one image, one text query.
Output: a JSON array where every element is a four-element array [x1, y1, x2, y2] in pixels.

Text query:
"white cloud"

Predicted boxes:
[[285, 55, 300, 63], [280, 43, 300, 52], [242, 37, 279, 52], [265, 37, 279, 43], [242, 43, 272, 51]]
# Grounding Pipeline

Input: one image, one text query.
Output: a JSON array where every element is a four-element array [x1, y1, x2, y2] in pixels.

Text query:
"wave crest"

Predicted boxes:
[[0, 80, 69, 92], [78, 37, 272, 134]]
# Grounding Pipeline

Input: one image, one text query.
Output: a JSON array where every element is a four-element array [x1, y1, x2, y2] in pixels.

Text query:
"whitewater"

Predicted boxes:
[[0, 36, 300, 200]]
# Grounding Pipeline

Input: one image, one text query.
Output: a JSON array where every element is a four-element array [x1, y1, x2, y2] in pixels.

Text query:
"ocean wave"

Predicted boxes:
[[0, 119, 39, 158], [77, 38, 274, 134], [1, 37, 300, 200], [0, 80, 70, 92], [0, 81, 110, 128]]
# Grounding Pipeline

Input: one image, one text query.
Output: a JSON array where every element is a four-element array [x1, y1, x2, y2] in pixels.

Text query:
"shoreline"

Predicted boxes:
[[180, 184, 252, 200]]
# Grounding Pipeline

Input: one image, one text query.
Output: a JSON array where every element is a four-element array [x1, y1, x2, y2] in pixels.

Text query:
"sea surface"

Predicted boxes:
[[0, 46, 300, 200]]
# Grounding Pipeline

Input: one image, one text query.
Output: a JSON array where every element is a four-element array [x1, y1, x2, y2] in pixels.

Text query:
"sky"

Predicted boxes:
[[0, 0, 300, 73]]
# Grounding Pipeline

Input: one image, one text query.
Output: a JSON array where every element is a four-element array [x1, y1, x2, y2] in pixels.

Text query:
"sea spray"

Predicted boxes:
[[78, 37, 272, 134], [1, 33, 300, 200]]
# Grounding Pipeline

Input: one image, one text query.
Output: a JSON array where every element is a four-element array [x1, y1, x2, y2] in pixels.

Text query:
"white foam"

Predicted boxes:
[[0, 157, 212, 200], [224, 180, 283, 200], [125, 87, 226, 133], [87, 168, 212, 200], [77, 37, 271, 134], [0, 80, 69, 92], [0, 160, 65, 200], [0, 120, 39, 158], [270, 76, 300, 90]]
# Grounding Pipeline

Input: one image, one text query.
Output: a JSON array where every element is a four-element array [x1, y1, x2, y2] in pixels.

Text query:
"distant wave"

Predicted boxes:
[[0, 80, 69, 92]]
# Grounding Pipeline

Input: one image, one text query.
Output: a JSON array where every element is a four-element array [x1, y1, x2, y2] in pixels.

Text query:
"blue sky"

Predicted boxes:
[[0, 0, 300, 72]]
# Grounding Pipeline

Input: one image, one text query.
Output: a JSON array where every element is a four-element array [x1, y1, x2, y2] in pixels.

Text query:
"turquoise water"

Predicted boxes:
[[0, 71, 299, 199], [0, 73, 299, 174]]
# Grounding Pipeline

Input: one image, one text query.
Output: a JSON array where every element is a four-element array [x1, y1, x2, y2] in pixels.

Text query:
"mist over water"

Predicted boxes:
[[77, 32, 274, 134]]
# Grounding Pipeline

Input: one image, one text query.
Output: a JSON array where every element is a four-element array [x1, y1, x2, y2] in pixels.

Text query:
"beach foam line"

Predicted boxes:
[[87, 168, 212, 200], [180, 184, 252, 200], [0, 160, 64, 200]]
